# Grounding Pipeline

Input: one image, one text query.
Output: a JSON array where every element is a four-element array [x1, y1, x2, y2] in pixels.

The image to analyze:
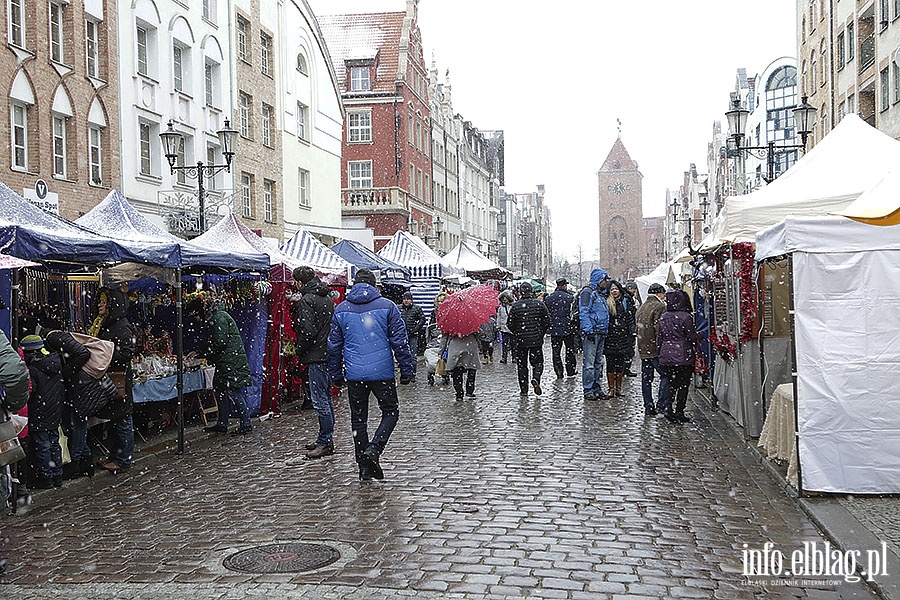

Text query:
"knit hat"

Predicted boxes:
[[402, 291, 413, 300], [354, 269, 377, 286], [21, 334, 48, 355], [648, 283, 666, 295]]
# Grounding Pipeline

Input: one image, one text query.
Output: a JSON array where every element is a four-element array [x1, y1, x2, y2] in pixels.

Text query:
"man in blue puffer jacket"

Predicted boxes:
[[328, 269, 414, 481], [579, 267, 611, 401]]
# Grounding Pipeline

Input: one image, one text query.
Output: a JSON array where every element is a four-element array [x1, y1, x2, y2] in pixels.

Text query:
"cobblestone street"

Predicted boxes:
[[0, 349, 879, 599]]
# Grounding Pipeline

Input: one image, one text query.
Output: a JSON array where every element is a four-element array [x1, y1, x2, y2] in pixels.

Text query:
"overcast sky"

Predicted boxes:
[[307, 0, 797, 261]]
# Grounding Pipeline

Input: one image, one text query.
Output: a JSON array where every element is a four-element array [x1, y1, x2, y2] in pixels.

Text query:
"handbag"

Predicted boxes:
[[694, 351, 709, 376], [0, 416, 26, 467], [434, 358, 447, 377], [69, 332, 114, 379]]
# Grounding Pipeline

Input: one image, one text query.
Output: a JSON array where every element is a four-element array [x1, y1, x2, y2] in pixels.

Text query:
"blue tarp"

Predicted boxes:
[[76, 190, 270, 271], [331, 239, 411, 285], [0, 182, 154, 266]]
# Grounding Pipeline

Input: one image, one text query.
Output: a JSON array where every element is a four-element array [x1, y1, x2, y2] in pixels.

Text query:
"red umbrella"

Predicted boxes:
[[436, 285, 500, 337]]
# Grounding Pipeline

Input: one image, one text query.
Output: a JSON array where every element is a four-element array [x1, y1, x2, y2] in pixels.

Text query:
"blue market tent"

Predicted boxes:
[[331, 239, 411, 286], [0, 182, 160, 266]]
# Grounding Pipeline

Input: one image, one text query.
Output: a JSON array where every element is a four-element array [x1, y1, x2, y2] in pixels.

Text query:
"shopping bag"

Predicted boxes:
[[0, 417, 25, 467], [434, 358, 447, 377]]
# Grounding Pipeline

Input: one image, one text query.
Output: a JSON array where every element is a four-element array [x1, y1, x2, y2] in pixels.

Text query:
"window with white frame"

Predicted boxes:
[[237, 16, 248, 61], [173, 45, 183, 92], [350, 66, 370, 91], [202, 0, 216, 22], [239, 92, 250, 137], [348, 161, 372, 188], [262, 103, 272, 146], [205, 61, 214, 106], [50, 1, 64, 63], [139, 121, 152, 175], [296, 52, 308, 74], [894, 60, 900, 103], [260, 32, 272, 76], [298, 168, 310, 207], [348, 111, 371, 143], [296, 102, 308, 140], [837, 32, 845, 70], [136, 23, 157, 77], [847, 23, 855, 61], [9, 0, 25, 47], [206, 145, 217, 190], [89, 126, 102, 185], [409, 164, 415, 196], [241, 172, 253, 217], [86, 19, 99, 77], [175, 137, 186, 185], [264, 179, 274, 222], [11, 102, 28, 170], [52, 115, 66, 177]]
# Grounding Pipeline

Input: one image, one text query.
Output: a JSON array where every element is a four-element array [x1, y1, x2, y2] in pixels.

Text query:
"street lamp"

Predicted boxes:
[[422, 215, 443, 248], [160, 119, 237, 233], [725, 95, 817, 183], [670, 194, 710, 245]]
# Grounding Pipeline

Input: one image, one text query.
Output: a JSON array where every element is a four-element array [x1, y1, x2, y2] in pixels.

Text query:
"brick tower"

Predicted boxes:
[[597, 136, 644, 281]]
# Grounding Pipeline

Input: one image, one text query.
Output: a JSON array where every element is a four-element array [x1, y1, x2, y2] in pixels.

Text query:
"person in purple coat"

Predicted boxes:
[[656, 290, 698, 424]]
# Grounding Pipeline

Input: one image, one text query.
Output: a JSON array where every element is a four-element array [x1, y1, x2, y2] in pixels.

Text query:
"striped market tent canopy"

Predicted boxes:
[[377, 230, 464, 279], [281, 226, 353, 283]]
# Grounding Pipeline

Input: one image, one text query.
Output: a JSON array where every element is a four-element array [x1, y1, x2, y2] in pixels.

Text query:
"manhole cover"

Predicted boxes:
[[223, 543, 341, 574]]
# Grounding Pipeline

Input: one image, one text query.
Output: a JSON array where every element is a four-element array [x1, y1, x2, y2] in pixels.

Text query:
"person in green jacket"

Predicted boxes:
[[186, 296, 252, 435]]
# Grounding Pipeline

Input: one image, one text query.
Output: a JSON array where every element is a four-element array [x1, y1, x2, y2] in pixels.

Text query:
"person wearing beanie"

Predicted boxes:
[[21, 335, 65, 488], [636, 283, 669, 416], [327, 267, 414, 480], [290, 265, 336, 459], [506, 282, 550, 396], [398, 291, 425, 379]]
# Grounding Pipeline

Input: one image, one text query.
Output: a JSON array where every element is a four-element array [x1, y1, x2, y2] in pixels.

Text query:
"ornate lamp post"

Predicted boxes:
[[159, 119, 238, 233]]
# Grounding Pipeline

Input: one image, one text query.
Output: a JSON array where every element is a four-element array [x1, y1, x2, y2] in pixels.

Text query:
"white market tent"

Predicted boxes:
[[378, 231, 464, 317], [756, 215, 900, 493], [443, 240, 512, 281], [634, 261, 678, 301]]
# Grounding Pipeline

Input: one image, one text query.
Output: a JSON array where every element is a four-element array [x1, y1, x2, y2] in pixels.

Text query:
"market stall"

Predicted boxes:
[[281, 226, 352, 285], [443, 241, 512, 281], [756, 214, 900, 493]]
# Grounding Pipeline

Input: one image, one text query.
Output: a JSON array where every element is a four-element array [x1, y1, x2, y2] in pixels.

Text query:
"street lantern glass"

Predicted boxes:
[[725, 98, 749, 140], [217, 118, 238, 168], [792, 95, 817, 138], [159, 120, 183, 169]]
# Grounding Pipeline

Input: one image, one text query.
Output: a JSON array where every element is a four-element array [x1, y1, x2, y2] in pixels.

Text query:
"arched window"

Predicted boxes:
[[297, 52, 308, 74]]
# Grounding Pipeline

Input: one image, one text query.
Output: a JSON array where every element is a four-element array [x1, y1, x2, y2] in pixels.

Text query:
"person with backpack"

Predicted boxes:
[[20, 335, 64, 488], [579, 268, 611, 401], [544, 278, 577, 379]]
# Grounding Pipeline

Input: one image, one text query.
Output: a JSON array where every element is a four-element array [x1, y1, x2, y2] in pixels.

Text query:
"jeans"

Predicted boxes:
[[451, 367, 476, 397], [515, 345, 544, 393], [107, 414, 135, 468], [217, 387, 251, 428], [641, 357, 669, 411], [307, 362, 334, 446], [30, 429, 62, 479], [665, 365, 693, 416], [500, 332, 516, 362], [347, 379, 399, 462], [581, 333, 606, 396], [407, 336, 419, 374], [550, 335, 576, 377], [67, 419, 91, 463]]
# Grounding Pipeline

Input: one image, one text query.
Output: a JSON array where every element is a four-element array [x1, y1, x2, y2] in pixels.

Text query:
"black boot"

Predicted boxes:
[[80, 457, 95, 478]]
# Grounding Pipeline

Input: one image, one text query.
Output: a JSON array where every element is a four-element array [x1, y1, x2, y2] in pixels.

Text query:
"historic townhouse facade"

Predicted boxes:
[[232, 0, 282, 241], [278, 0, 344, 242], [318, 0, 434, 251], [510, 186, 551, 281], [427, 62, 460, 255], [456, 120, 502, 261], [3, 0, 119, 219], [118, 0, 235, 236]]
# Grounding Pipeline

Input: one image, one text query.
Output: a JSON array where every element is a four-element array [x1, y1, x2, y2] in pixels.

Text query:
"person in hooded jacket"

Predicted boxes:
[[44, 329, 94, 478], [603, 281, 636, 398], [186, 295, 253, 435], [544, 278, 577, 378], [291, 266, 336, 459], [328, 269, 414, 481], [657, 290, 698, 424], [90, 287, 136, 472], [635, 283, 669, 416], [579, 268, 610, 400], [20, 335, 63, 488], [507, 282, 550, 396]]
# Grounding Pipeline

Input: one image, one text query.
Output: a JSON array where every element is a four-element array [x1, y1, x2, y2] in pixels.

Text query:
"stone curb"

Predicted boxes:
[[694, 384, 899, 600]]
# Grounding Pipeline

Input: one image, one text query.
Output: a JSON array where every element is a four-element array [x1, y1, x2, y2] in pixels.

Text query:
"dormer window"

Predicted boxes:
[[350, 66, 370, 91]]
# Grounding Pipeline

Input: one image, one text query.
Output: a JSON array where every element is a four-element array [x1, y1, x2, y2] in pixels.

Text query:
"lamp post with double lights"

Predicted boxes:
[[159, 119, 238, 234], [422, 215, 443, 249], [725, 95, 817, 189], [670, 195, 710, 250]]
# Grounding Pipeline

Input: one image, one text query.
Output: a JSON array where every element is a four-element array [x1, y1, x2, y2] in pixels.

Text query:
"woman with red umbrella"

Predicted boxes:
[[436, 285, 500, 400]]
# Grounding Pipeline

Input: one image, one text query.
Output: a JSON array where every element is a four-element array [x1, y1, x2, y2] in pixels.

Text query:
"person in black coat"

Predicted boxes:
[[91, 287, 136, 473], [291, 266, 336, 459], [398, 292, 426, 378], [603, 281, 636, 397], [507, 282, 551, 396], [21, 335, 64, 489], [543, 278, 577, 379]]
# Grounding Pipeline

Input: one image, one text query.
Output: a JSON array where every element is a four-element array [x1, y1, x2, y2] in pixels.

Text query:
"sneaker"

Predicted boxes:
[[455, 394, 464, 401], [305, 443, 334, 459], [230, 424, 253, 435], [532, 378, 542, 396], [258, 411, 274, 421]]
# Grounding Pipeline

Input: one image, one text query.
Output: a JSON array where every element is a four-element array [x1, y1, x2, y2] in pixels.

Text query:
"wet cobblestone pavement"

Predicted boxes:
[[0, 349, 879, 599]]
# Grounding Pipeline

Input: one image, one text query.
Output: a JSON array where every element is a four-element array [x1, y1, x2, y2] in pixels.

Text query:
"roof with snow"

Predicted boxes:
[[281, 226, 353, 279], [377, 230, 464, 278], [317, 12, 405, 95]]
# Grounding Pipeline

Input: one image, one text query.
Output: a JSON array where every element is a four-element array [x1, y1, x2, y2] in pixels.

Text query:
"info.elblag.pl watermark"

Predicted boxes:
[[742, 541, 889, 584]]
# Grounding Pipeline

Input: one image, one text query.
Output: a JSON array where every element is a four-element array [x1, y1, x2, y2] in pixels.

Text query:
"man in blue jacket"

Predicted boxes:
[[579, 268, 611, 400], [328, 269, 414, 481]]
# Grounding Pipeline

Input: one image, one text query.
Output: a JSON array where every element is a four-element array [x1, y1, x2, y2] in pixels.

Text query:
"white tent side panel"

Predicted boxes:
[[794, 250, 900, 493]]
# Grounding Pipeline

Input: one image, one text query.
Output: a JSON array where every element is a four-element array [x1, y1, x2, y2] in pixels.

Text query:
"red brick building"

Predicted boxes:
[[318, 0, 434, 250], [597, 137, 644, 281]]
